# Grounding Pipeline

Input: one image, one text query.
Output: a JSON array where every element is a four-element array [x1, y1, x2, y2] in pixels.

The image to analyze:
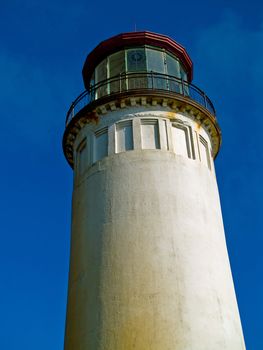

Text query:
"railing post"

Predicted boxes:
[[119, 73, 122, 93], [151, 71, 154, 89]]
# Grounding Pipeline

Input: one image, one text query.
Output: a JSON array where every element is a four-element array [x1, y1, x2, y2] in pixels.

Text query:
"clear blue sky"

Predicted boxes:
[[0, 0, 262, 349]]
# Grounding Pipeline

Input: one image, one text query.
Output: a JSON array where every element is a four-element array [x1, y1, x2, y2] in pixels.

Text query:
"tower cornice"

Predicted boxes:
[[63, 91, 221, 168]]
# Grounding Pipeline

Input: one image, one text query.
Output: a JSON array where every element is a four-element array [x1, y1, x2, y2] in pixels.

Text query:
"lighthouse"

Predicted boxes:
[[63, 31, 246, 349]]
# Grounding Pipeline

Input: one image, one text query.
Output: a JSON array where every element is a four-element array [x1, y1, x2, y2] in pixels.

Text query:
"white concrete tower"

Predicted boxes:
[[63, 32, 246, 349]]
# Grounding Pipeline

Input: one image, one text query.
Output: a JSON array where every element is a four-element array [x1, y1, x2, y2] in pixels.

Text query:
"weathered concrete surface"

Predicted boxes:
[[64, 135, 245, 349]]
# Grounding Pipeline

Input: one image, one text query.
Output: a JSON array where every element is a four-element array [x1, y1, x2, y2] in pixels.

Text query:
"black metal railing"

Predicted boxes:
[[66, 72, 215, 125]]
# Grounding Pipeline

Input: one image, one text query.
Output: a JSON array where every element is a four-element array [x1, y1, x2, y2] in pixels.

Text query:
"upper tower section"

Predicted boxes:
[[63, 31, 221, 167], [82, 31, 193, 90]]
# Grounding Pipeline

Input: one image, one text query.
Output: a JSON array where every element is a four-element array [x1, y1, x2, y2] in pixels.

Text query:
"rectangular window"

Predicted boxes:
[[158, 119, 168, 150], [116, 121, 133, 153], [76, 138, 87, 175], [172, 124, 191, 158], [199, 135, 211, 169], [93, 128, 108, 162], [141, 119, 160, 149]]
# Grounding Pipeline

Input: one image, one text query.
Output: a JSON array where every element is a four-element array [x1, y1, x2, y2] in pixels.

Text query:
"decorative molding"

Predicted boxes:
[[63, 93, 221, 168]]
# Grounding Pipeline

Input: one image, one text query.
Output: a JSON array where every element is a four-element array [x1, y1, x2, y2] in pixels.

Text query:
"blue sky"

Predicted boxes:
[[0, 0, 262, 349]]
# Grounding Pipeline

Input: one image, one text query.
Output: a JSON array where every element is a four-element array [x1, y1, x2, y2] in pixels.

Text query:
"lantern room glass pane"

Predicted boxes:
[[146, 48, 166, 90], [109, 51, 126, 93], [90, 72, 95, 100], [180, 64, 189, 95], [126, 48, 146, 72], [95, 58, 107, 83], [166, 54, 180, 77], [145, 49, 166, 90], [126, 48, 147, 89], [180, 65, 188, 81], [109, 51, 125, 77], [95, 58, 108, 98], [166, 54, 181, 93], [146, 49, 165, 73]]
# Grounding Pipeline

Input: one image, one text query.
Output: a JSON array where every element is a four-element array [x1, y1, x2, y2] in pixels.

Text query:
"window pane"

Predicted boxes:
[[116, 121, 133, 153], [166, 54, 180, 77], [109, 51, 125, 77], [77, 138, 87, 175], [109, 51, 126, 93], [90, 72, 95, 100], [90, 72, 95, 86], [172, 125, 190, 158], [199, 136, 211, 169], [146, 49, 165, 73], [94, 129, 108, 162], [95, 59, 107, 83], [146, 49, 166, 90], [127, 48, 146, 72], [95, 59, 108, 98], [180, 64, 188, 81], [166, 54, 182, 93]]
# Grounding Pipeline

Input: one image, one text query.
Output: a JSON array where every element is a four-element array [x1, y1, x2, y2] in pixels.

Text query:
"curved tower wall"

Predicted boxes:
[[64, 105, 245, 349]]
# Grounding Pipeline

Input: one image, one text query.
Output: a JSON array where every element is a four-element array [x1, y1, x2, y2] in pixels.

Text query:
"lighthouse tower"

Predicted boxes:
[[63, 32, 246, 350]]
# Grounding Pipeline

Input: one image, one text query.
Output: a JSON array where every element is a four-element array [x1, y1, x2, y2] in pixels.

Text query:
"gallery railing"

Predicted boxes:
[[66, 72, 215, 125]]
